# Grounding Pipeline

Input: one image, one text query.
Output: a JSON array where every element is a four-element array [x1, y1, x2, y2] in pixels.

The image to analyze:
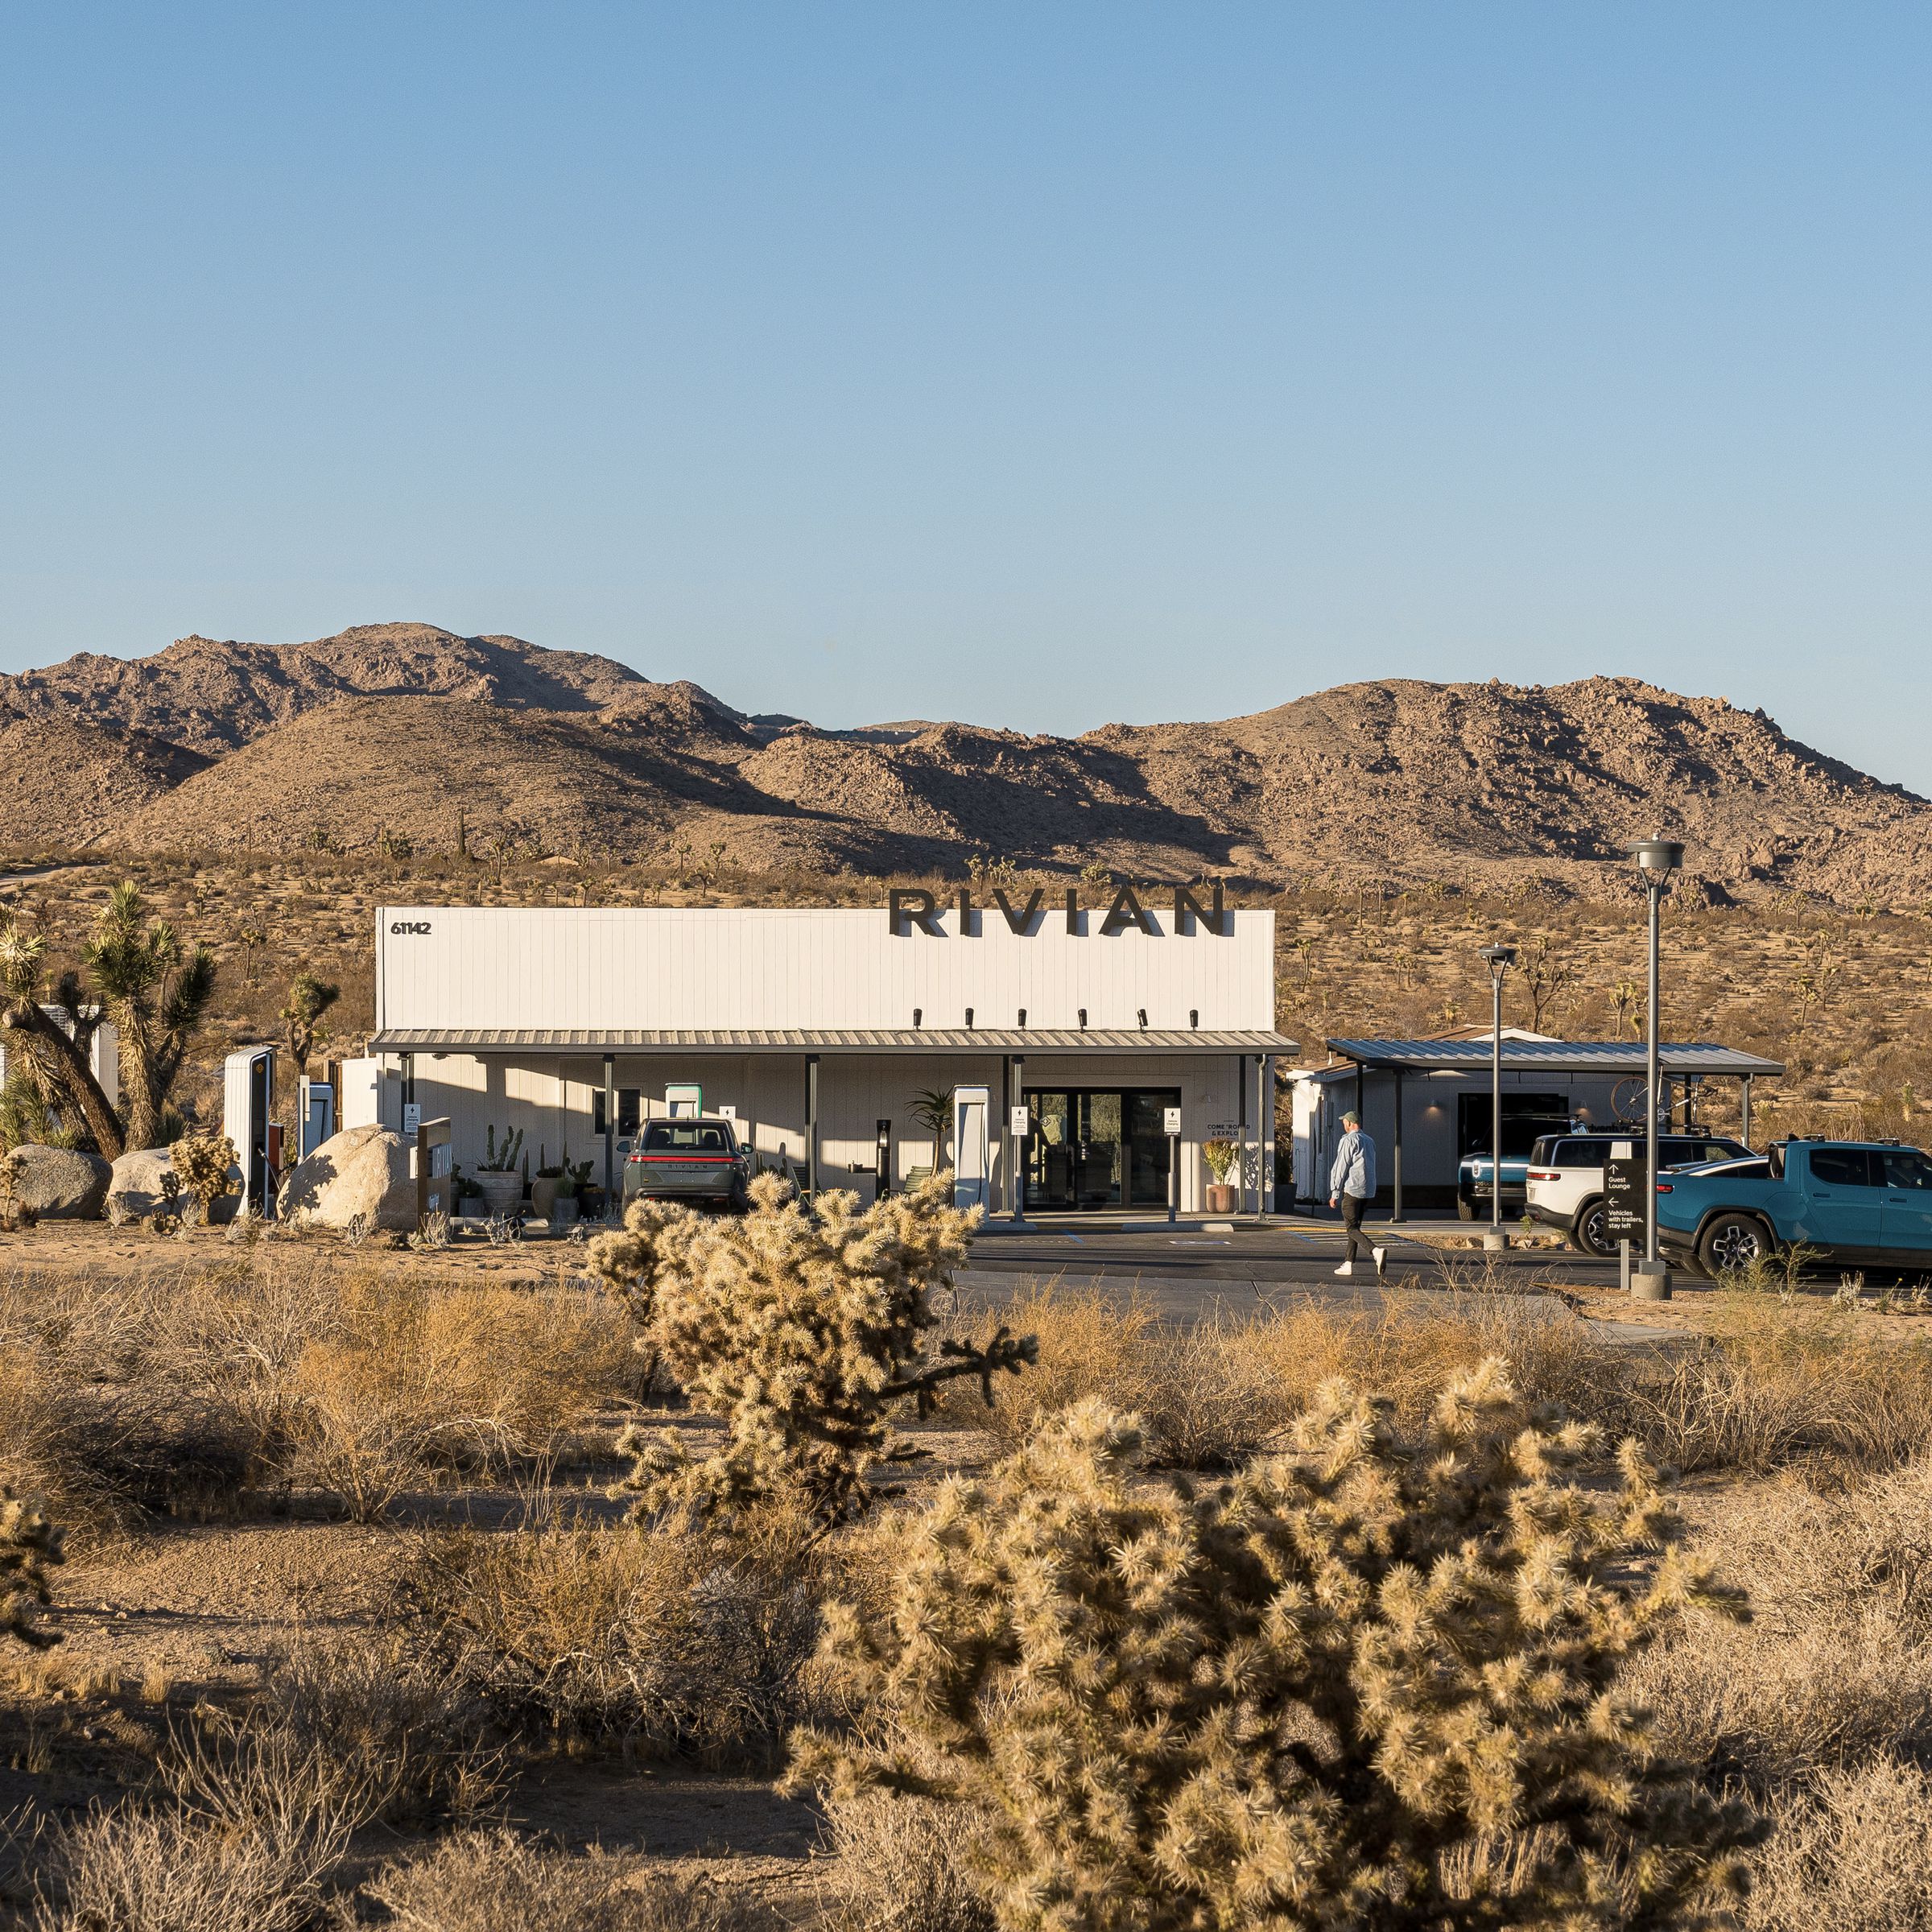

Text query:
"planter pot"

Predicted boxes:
[[475, 1170, 523, 1217], [530, 1176, 562, 1220], [577, 1187, 607, 1222], [1205, 1183, 1237, 1214], [549, 1194, 578, 1230]]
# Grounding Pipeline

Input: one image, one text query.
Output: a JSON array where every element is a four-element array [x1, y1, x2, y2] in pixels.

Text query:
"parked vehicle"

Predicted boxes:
[[1457, 1153, 1534, 1220], [1654, 1138, 1932, 1274], [621, 1117, 749, 1212], [1525, 1131, 1752, 1257]]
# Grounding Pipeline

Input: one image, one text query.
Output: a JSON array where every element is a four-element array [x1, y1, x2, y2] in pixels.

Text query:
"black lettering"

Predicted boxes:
[[956, 887, 973, 935], [1172, 881, 1227, 935], [992, 887, 1044, 935], [1063, 888, 1082, 935], [1101, 885, 1157, 937], [889, 889, 943, 937]]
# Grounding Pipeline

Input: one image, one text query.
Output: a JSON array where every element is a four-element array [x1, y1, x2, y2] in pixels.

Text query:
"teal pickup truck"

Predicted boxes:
[[1656, 1139, 1932, 1274]]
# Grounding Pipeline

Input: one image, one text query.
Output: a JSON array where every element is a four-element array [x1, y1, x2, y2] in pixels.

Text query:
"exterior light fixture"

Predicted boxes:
[[912, 1007, 922, 1029], [964, 1008, 974, 1029], [1078, 1008, 1088, 1030], [1017, 1008, 1026, 1028], [1137, 1008, 1148, 1030], [1189, 1009, 1199, 1030], [1477, 944, 1517, 1236]]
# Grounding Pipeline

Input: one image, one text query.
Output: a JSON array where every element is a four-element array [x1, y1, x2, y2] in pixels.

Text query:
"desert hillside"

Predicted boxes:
[[2, 621, 1926, 903]]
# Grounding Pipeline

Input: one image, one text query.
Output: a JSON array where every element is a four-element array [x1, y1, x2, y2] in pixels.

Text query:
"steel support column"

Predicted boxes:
[[602, 1052, 615, 1220], [805, 1053, 820, 1200], [1392, 1067, 1405, 1224]]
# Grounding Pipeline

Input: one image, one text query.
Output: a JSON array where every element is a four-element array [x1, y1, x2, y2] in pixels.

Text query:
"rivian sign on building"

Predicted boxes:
[[368, 903, 1294, 1216]]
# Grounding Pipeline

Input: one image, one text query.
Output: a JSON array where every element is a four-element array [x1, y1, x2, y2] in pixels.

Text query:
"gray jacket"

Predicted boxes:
[[1330, 1128, 1377, 1201]]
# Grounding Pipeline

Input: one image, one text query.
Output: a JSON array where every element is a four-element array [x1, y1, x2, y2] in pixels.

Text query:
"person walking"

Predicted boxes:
[[1328, 1108, 1385, 1279]]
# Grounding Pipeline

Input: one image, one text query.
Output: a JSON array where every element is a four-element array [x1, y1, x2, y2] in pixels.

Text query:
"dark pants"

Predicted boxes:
[[1340, 1192, 1370, 1263]]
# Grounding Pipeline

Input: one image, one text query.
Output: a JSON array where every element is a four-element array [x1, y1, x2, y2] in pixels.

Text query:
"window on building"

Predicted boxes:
[[593, 1087, 642, 1137]]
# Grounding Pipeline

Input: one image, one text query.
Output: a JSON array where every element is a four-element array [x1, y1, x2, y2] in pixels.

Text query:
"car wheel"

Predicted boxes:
[[1456, 1197, 1476, 1222], [1571, 1199, 1616, 1259], [1699, 1212, 1773, 1277]]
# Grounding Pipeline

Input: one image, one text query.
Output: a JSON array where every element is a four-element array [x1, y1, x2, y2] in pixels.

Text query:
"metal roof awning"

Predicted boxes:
[[369, 1027, 1298, 1056], [1322, 1038, 1784, 1077]]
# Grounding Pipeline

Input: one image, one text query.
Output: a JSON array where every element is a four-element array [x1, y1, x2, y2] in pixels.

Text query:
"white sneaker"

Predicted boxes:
[[1372, 1247, 1387, 1278], [1333, 1261, 1354, 1278]]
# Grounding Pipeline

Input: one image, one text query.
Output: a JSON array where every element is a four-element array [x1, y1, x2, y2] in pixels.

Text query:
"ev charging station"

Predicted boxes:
[[221, 1047, 275, 1218], [951, 1084, 990, 1212]]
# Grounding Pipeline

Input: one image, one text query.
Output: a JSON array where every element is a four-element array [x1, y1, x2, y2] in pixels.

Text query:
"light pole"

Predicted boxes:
[[1479, 944, 1516, 1239], [1628, 836, 1684, 1292]]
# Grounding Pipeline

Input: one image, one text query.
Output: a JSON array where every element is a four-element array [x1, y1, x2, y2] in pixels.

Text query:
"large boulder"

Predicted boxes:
[[9, 1146, 110, 1220], [276, 1125, 416, 1232], [107, 1146, 246, 1224], [107, 1147, 177, 1224]]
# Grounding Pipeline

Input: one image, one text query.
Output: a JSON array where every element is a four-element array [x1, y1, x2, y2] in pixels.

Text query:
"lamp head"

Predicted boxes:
[[1478, 943, 1517, 981], [1628, 835, 1685, 883]]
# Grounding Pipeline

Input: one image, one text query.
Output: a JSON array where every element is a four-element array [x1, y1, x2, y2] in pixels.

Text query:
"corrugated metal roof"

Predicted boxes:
[[368, 1026, 1298, 1055], [1322, 1038, 1785, 1076]]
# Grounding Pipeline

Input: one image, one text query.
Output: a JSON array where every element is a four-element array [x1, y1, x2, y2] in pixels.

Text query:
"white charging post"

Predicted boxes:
[[1165, 1104, 1183, 1223]]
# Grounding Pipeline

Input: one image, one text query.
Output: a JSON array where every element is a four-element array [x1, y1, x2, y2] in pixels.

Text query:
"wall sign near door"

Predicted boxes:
[[1163, 1106, 1183, 1136]]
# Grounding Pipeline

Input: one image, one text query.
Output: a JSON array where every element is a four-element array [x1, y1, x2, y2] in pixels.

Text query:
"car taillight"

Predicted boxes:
[[1527, 1170, 1558, 1181], [1655, 1183, 1674, 1193]]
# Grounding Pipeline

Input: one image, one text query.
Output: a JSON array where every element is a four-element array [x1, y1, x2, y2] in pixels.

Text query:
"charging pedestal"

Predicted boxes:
[[952, 1085, 990, 1213], [221, 1047, 275, 1219]]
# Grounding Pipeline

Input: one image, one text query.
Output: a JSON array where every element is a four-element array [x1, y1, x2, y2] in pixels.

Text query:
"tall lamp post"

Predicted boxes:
[[1628, 836, 1684, 1294], [1478, 944, 1517, 1239]]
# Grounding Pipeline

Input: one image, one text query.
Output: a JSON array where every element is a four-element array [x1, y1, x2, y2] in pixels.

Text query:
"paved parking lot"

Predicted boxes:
[[952, 1215, 1624, 1325]]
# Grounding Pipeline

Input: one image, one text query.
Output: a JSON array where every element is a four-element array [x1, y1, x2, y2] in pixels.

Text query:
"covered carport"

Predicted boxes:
[[1302, 1038, 1786, 1219]]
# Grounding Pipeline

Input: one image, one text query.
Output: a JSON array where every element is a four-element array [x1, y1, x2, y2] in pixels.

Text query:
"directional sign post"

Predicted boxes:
[[1604, 1138, 1645, 1292], [1164, 1105, 1183, 1223]]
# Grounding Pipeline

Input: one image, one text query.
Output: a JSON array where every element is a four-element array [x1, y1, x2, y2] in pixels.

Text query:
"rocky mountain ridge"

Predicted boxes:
[[0, 622, 1924, 904]]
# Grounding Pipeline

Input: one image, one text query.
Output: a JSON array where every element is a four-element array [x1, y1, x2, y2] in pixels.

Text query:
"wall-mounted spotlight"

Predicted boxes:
[[1078, 1008, 1088, 1030], [1137, 1008, 1148, 1030], [1017, 1008, 1026, 1028], [964, 1007, 974, 1029], [1189, 1009, 1199, 1030], [912, 1007, 923, 1029]]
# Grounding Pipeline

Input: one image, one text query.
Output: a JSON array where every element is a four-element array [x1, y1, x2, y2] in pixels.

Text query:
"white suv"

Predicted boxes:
[[1525, 1132, 1751, 1257]]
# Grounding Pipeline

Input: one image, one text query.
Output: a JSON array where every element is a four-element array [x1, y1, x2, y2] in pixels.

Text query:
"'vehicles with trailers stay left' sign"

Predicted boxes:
[[1604, 1150, 1649, 1243]]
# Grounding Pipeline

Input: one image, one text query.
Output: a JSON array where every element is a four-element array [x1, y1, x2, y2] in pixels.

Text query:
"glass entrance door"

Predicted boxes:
[[1026, 1089, 1179, 1212]]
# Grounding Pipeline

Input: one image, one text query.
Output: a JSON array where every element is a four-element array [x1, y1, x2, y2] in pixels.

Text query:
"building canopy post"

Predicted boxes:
[[1741, 1073, 1753, 1147], [805, 1053, 820, 1200], [1392, 1067, 1404, 1224], [602, 1053, 615, 1220]]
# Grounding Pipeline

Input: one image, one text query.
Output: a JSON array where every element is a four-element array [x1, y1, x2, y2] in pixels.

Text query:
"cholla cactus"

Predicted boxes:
[[588, 1171, 1034, 1524], [0, 1149, 34, 1232], [168, 1133, 237, 1225], [790, 1362, 1760, 1931], [0, 1490, 63, 1649]]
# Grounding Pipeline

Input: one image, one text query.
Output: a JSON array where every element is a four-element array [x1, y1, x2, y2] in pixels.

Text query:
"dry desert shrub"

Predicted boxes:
[[266, 1625, 504, 1827], [1628, 1458, 1932, 1788], [822, 1792, 995, 1932], [31, 1705, 372, 1932], [291, 1270, 634, 1520], [399, 1512, 824, 1764], [1629, 1301, 1932, 1476], [964, 1284, 1629, 1469], [356, 1830, 782, 1932], [1746, 1756, 1932, 1932]]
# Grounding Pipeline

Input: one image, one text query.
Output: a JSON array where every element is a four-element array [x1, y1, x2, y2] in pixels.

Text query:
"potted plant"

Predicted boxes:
[[562, 1157, 595, 1226], [530, 1146, 565, 1222], [1203, 1138, 1239, 1214], [474, 1125, 526, 1218], [452, 1167, 485, 1220]]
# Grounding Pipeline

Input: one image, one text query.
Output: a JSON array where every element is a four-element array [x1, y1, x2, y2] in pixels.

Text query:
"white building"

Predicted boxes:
[[361, 891, 1295, 1216]]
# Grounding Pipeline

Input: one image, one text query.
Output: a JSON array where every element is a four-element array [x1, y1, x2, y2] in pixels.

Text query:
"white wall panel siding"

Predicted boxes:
[[378, 906, 1274, 1036]]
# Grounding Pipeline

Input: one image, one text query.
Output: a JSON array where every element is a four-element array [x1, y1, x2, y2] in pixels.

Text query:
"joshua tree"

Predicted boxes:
[[84, 881, 217, 1151], [280, 972, 341, 1077], [0, 918, 123, 1158]]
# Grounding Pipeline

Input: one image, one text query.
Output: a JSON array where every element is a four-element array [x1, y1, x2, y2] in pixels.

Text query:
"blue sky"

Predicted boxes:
[[3, 5, 1928, 785]]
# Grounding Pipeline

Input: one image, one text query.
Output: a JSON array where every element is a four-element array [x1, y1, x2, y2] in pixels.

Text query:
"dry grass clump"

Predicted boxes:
[[399, 1513, 824, 1764], [1746, 1756, 1932, 1931], [357, 1831, 781, 1932], [291, 1270, 634, 1519], [31, 1706, 372, 1932], [966, 1283, 1629, 1468], [1629, 1299, 1932, 1476], [266, 1626, 503, 1827], [1628, 1459, 1932, 1787], [822, 1793, 994, 1932]]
